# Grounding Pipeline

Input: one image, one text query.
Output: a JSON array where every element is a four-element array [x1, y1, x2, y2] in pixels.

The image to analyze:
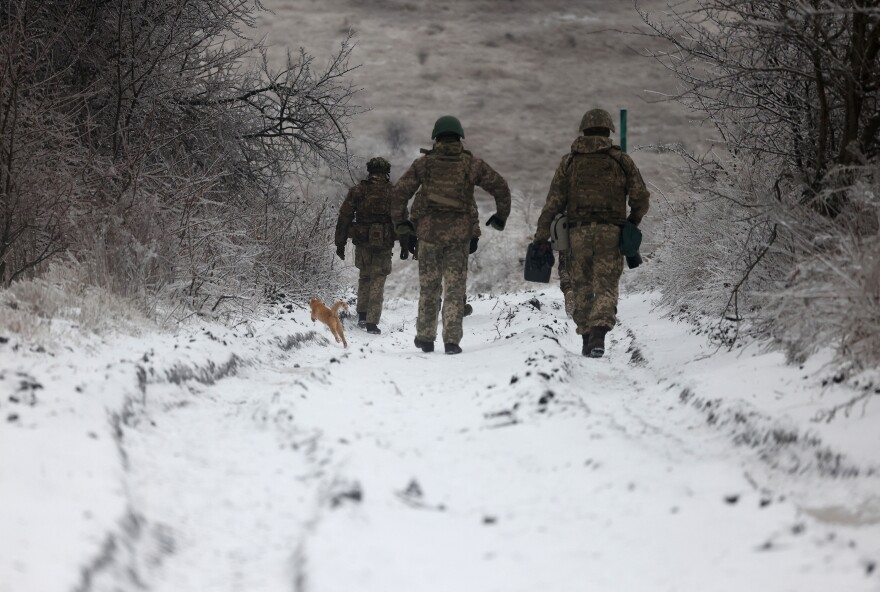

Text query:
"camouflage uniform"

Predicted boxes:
[[335, 172, 406, 324], [411, 190, 480, 315], [535, 135, 650, 334], [558, 252, 572, 294], [393, 138, 510, 346], [557, 251, 574, 315]]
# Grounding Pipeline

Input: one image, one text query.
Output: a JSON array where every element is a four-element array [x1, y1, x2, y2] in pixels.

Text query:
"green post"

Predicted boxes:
[[620, 108, 628, 153]]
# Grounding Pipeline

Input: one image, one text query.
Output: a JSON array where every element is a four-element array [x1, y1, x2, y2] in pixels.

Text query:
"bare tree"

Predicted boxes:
[[638, 0, 880, 369], [639, 1, 880, 199], [0, 0, 361, 316]]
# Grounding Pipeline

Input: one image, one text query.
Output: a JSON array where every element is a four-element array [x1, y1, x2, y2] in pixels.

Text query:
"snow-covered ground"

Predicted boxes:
[[2, 290, 878, 591]]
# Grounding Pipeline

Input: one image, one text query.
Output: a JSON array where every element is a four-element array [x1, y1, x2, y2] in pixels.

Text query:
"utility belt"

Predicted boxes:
[[351, 218, 393, 247], [550, 214, 641, 259], [566, 211, 627, 227], [355, 215, 392, 225], [552, 215, 622, 251]]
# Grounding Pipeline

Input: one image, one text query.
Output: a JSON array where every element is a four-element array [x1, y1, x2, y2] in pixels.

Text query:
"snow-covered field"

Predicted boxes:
[[3, 1, 878, 590], [2, 290, 878, 591]]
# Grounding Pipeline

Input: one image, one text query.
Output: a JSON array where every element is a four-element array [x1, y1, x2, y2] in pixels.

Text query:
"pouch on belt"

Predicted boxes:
[[550, 213, 570, 252]]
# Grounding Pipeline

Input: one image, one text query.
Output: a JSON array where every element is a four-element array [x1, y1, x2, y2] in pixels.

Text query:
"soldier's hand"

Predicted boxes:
[[395, 220, 415, 236], [469, 237, 479, 254], [532, 239, 552, 255], [485, 214, 506, 231], [626, 254, 643, 269], [335, 244, 345, 260], [627, 214, 641, 227]]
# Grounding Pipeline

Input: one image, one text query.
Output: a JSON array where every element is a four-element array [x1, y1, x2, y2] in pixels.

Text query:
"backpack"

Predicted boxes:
[[356, 177, 391, 221], [353, 178, 393, 247]]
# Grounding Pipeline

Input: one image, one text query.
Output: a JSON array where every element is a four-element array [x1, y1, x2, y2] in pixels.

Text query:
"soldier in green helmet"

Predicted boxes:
[[407, 188, 481, 317], [533, 108, 650, 357], [335, 156, 407, 334], [392, 116, 511, 354]]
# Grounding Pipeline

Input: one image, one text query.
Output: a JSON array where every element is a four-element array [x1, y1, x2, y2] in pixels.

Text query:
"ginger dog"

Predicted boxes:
[[309, 298, 349, 348]]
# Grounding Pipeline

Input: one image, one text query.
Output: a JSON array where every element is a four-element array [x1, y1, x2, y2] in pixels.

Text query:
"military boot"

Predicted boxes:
[[581, 333, 592, 356], [357, 312, 367, 328], [414, 337, 434, 353], [585, 326, 610, 358], [463, 303, 473, 317], [444, 343, 463, 355], [365, 323, 381, 334]]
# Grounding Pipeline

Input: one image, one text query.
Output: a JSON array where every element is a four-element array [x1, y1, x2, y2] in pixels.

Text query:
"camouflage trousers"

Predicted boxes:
[[416, 240, 469, 345], [558, 251, 572, 295], [568, 224, 623, 334], [355, 245, 393, 324]]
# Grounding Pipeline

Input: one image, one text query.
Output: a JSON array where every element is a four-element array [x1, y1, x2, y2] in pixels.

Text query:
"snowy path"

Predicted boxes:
[[106, 292, 877, 591], [3, 291, 879, 591]]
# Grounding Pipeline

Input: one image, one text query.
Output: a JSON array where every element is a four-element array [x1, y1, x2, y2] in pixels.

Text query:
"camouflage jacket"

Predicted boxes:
[[392, 140, 511, 243], [535, 136, 650, 242], [335, 174, 407, 248]]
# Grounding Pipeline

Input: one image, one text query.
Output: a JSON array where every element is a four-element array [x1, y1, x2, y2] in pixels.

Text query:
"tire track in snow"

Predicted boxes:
[[97, 293, 877, 591], [278, 293, 876, 591]]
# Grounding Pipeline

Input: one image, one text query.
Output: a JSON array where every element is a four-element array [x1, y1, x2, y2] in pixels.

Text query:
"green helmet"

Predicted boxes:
[[366, 156, 391, 175], [579, 109, 615, 133], [431, 115, 465, 139]]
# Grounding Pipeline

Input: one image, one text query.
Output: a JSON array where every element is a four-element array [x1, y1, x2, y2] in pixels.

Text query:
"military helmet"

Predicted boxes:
[[431, 115, 465, 139], [366, 156, 391, 175], [579, 109, 615, 133]]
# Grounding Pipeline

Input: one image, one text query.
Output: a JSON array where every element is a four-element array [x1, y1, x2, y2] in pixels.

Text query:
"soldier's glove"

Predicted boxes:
[[335, 244, 345, 261], [395, 220, 415, 236], [485, 214, 506, 231], [626, 214, 641, 227], [399, 238, 409, 260], [469, 237, 479, 254], [626, 253, 643, 269]]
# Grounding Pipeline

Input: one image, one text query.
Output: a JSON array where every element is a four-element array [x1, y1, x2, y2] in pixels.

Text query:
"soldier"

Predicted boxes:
[[533, 109, 650, 357], [393, 115, 511, 354], [410, 190, 480, 317], [335, 157, 405, 334]]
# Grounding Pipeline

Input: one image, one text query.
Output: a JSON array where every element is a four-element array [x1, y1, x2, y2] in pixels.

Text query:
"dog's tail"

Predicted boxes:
[[331, 301, 349, 317]]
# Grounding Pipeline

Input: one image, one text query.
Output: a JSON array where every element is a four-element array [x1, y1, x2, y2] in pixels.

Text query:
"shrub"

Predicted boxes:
[[0, 0, 360, 318]]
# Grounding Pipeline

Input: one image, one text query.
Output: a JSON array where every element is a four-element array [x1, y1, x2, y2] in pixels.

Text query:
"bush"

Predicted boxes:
[[640, 1, 880, 370], [0, 0, 360, 318], [384, 119, 411, 156]]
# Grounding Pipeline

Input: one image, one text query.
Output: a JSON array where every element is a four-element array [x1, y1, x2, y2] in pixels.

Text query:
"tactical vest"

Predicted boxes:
[[353, 178, 393, 247], [422, 150, 474, 213], [566, 148, 629, 224], [355, 178, 391, 222]]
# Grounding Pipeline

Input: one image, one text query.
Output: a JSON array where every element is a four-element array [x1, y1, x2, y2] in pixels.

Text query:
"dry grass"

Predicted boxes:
[[258, 0, 690, 297], [0, 263, 152, 343], [259, 0, 692, 196]]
